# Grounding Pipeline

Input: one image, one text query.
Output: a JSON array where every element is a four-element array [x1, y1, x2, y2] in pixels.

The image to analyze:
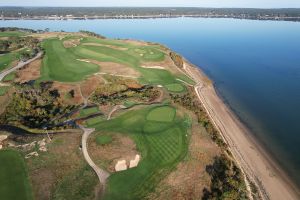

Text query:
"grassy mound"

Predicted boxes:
[[0, 150, 33, 200], [89, 105, 189, 200], [146, 106, 176, 122], [165, 83, 185, 93], [41, 38, 99, 82]]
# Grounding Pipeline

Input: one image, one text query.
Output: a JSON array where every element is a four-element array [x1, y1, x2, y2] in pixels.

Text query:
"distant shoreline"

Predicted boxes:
[[2, 15, 300, 22], [181, 58, 300, 199]]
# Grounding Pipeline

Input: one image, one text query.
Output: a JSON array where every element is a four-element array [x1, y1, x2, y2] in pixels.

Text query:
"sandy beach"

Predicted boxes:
[[182, 61, 300, 200]]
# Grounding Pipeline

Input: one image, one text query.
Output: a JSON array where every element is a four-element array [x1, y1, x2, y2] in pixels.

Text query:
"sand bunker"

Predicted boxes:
[[115, 160, 127, 171], [114, 154, 141, 172], [141, 65, 165, 70], [129, 154, 140, 168]]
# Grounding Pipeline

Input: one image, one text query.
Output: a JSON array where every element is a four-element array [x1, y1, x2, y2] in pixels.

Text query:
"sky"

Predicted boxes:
[[1, 0, 300, 8]]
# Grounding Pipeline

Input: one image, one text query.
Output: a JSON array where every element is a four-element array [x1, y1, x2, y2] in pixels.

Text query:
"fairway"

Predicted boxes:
[[165, 83, 185, 93], [146, 106, 176, 122], [0, 150, 33, 200], [89, 105, 189, 200], [41, 38, 99, 82]]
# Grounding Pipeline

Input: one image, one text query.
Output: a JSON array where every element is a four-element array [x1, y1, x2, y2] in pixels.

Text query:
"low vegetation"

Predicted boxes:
[[202, 154, 248, 200], [90, 77, 160, 105], [0, 81, 77, 129]]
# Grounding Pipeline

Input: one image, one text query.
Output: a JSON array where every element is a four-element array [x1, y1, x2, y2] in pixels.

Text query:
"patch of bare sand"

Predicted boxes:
[[16, 59, 41, 83], [51, 82, 83, 105], [84, 59, 140, 78], [63, 38, 81, 48], [82, 43, 128, 50], [88, 133, 138, 173], [147, 119, 220, 200], [122, 39, 149, 46]]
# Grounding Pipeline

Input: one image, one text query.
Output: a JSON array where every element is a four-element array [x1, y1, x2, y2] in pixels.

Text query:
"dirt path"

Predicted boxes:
[[183, 63, 300, 200], [107, 105, 126, 120], [79, 125, 110, 196], [0, 52, 43, 81]]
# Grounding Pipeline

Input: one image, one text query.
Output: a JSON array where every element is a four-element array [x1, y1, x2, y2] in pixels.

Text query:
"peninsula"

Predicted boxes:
[[0, 28, 299, 200]]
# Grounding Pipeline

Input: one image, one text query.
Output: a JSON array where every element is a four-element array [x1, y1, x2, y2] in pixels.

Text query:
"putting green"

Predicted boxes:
[[88, 106, 188, 200], [146, 106, 176, 122], [0, 150, 33, 200], [165, 83, 185, 93]]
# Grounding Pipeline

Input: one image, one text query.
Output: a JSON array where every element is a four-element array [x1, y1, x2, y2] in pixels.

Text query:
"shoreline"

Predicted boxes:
[[181, 60, 300, 199]]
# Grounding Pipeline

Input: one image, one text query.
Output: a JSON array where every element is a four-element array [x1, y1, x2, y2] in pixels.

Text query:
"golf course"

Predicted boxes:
[[0, 29, 247, 200], [89, 105, 190, 200]]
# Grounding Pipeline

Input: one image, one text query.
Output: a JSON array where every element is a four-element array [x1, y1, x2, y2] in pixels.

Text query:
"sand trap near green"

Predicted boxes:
[[0, 150, 33, 200], [146, 106, 176, 122]]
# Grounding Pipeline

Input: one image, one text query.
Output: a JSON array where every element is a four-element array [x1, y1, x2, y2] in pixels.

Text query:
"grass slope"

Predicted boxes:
[[89, 105, 189, 200], [0, 150, 33, 200], [41, 38, 99, 82], [80, 107, 100, 117]]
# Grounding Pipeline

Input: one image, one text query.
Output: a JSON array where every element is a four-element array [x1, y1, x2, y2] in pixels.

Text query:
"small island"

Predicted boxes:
[[0, 28, 298, 200]]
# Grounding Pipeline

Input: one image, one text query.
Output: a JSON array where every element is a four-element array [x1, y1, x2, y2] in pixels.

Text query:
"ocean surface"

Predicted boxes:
[[1, 18, 300, 187]]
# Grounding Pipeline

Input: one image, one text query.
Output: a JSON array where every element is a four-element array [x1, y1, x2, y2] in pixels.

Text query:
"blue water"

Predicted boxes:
[[1, 18, 300, 187]]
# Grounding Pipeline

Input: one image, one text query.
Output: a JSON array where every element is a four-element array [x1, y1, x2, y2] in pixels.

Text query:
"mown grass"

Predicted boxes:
[[0, 150, 33, 200], [165, 83, 186, 93], [0, 31, 27, 37], [80, 107, 100, 117], [41, 38, 99, 82], [89, 105, 189, 200], [96, 135, 113, 145], [0, 52, 18, 71], [85, 116, 105, 126], [3, 72, 16, 82], [176, 74, 196, 85], [146, 106, 176, 122]]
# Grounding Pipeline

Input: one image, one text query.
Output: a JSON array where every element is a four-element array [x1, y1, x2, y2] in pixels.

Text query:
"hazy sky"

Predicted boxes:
[[1, 0, 300, 8]]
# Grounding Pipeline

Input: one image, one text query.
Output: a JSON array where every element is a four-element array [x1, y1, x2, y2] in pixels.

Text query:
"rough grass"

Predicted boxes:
[[3, 72, 16, 82], [0, 52, 17, 71], [80, 107, 100, 117], [0, 150, 33, 200], [96, 135, 113, 145], [89, 105, 189, 200], [165, 83, 186, 93], [146, 106, 176, 122], [85, 116, 105, 126], [41, 38, 99, 82], [52, 165, 98, 200], [176, 74, 196, 85], [0, 86, 9, 96]]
